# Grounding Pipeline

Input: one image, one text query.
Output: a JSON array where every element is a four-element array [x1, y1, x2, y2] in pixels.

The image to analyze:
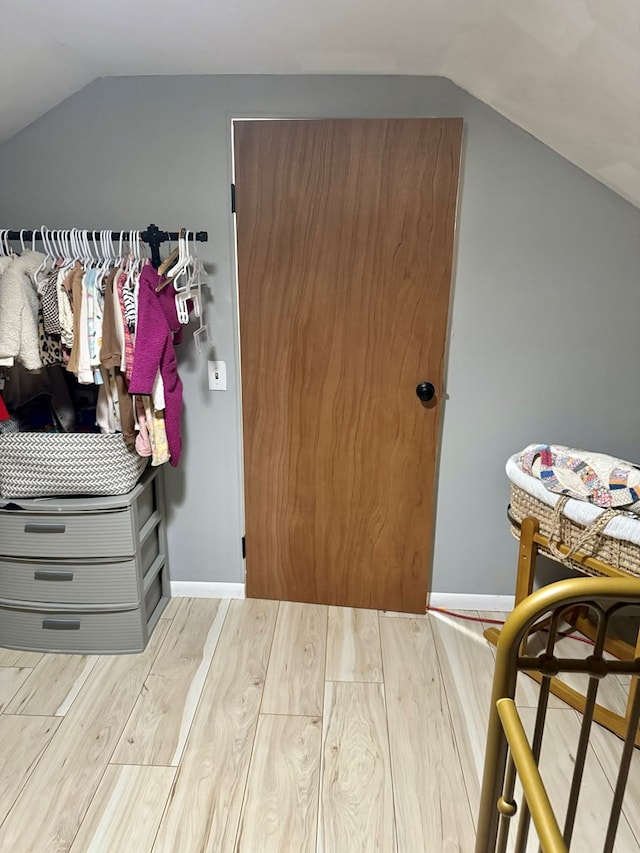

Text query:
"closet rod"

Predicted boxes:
[[4, 223, 208, 270]]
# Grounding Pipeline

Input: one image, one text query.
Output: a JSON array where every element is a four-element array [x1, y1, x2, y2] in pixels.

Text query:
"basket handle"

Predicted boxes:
[[548, 497, 618, 562]]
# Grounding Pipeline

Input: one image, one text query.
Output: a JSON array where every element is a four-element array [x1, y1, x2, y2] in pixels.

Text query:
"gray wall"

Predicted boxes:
[[1, 75, 639, 595]]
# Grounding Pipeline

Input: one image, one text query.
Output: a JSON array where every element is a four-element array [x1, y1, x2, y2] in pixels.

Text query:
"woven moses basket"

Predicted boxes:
[[509, 484, 640, 579], [0, 433, 148, 499]]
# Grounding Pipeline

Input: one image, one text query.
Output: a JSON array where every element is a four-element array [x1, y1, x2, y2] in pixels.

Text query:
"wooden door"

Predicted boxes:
[[234, 118, 462, 612]]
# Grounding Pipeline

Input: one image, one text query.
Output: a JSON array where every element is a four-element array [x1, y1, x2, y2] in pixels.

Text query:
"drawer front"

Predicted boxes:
[[0, 558, 140, 606], [0, 606, 146, 654], [0, 510, 134, 559]]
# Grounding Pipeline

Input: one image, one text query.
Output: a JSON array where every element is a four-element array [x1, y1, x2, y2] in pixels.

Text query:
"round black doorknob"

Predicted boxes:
[[416, 382, 436, 402]]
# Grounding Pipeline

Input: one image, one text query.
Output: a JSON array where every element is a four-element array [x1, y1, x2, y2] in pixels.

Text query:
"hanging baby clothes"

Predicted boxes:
[[116, 270, 135, 381], [98, 268, 135, 448], [57, 267, 74, 349], [134, 395, 170, 466], [0, 251, 46, 370], [75, 269, 93, 384], [37, 266, 63, 366], [98, 268, 120, 436], [144, 400, 170, 465], [129, 262, 184, 467], [99, 269, 120, 370], [37, 307, 63, 367], [0, 226, 205, 460], [66, 262, 85, 376], [40, 268, 61, 336], [134, 397, 152, 458], [111, 373, 135, 448], [0, 257, 13, 368], [85, 268, 104, 384], [122, 280, 136, 331]]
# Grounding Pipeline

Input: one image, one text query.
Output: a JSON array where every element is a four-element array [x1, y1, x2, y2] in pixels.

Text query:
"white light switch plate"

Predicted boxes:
[[208, 360, 227, 391]]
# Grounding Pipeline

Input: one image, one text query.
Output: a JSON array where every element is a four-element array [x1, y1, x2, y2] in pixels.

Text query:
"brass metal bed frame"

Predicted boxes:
[[475, 577, 640, 852], [485, 512, 640, 743]]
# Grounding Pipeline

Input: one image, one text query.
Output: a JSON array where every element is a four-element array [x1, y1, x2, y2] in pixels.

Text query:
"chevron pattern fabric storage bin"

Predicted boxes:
[[0, 433, 148, 499]]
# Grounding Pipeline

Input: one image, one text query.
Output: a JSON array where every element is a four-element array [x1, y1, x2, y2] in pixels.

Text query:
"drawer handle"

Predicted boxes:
[[42, 619, 81, 631], [24, 523, 66, 534], [34, 571, 74, 582]]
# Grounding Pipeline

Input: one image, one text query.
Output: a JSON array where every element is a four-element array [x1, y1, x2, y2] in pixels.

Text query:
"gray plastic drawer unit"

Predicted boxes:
[[0, 467, 170, 654]]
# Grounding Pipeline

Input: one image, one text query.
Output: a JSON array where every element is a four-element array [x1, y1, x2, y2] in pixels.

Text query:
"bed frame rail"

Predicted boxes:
[[475, 577, 640, 853]]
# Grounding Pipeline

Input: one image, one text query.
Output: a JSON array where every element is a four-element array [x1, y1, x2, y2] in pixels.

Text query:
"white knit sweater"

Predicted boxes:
[[0, 251, 46, 371]]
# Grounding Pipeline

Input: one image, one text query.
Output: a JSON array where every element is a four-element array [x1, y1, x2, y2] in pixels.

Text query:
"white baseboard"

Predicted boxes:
[[428, 592, 515, 612], [170, 581, 246, 599], [169, 584, 513, 612]]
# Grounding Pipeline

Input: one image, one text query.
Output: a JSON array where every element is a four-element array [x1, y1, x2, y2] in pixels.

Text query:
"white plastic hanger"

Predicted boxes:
[[57, 230, 68, 263], [166, 228, 190, 285], [117, 230, 125, 266], [69, 228, 82, 265], [33, 226, 51, 285], [173, 230, 196, 323], [92, 231, 101, 269], [185, 235, 207, 302], [123, 230, 135, 290], [63, 230, 74, 265], [93, 230, 107, 291], [124, 230, 142, 297], [132, 230, 143, 281], [192, 273, 210, 354], [82, 230, 94, 267], [0, 230, 12, 257], [182, 232, 211, 351], [3, 230, 13, 257], [49, 230, 61, 263], [76, 229, 86, 265]]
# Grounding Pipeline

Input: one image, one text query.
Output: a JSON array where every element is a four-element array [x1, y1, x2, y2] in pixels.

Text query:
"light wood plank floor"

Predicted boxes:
[[0, 599, 638, 852]]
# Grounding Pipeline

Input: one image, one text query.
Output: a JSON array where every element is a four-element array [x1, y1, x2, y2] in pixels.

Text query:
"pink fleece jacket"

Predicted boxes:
[[129, 262, 184, 466]]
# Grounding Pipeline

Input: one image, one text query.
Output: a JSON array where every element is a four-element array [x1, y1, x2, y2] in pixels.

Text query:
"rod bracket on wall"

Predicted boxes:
[[141, 224, 209, 269]]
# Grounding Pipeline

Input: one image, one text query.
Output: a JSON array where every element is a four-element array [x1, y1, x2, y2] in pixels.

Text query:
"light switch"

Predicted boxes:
[[208, 360, 227, 391]]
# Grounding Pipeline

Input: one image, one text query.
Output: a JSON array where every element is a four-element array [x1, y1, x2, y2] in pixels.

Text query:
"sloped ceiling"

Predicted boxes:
[[3, 0, 640, 206]]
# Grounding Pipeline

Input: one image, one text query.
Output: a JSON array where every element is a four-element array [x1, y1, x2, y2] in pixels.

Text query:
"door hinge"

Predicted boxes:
[[242, 535, 246, 559], [231, 183, 236, 214]]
